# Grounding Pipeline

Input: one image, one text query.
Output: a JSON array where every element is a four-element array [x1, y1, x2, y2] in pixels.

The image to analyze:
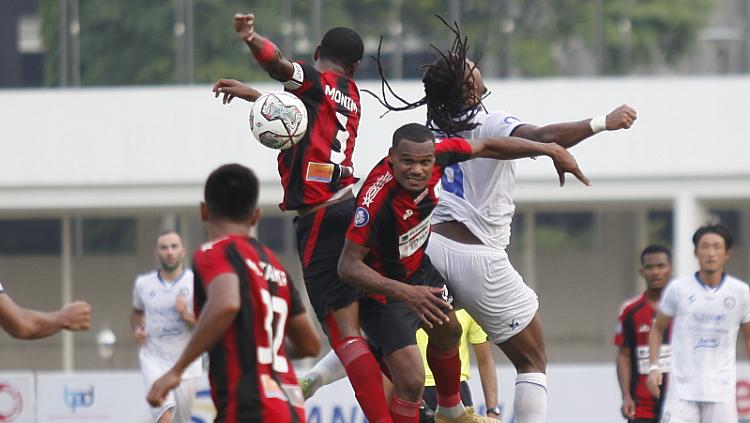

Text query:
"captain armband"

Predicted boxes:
[[283, 62, 304, 91]]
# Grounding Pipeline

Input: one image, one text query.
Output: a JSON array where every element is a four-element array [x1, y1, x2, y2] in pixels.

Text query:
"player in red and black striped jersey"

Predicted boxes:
[[338, 123, 589, 423], [615, 245, 673, 423], [147, 164, 321, 423], [212, 14, 395, 423]]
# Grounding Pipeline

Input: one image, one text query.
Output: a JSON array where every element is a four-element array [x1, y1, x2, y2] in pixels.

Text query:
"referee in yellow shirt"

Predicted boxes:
[[417, 309, 501, 420]]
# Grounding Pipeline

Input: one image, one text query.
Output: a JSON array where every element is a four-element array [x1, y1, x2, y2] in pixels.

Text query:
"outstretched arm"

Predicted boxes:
[[0, 293, 91, 340], [285, 312, 322, 359], [512, 104, 637, 148], [469, 137, 590, 186], [212, 79, 263, 104], [337, 240, 451, 328], [233, 13, 295, 82]]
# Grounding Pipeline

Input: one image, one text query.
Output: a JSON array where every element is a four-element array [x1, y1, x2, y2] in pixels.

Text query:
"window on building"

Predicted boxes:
[[535, 212, 596, 250], [0, 219, 61, 255], [76, 218, 137, 255], [647, 210, 673, 248]]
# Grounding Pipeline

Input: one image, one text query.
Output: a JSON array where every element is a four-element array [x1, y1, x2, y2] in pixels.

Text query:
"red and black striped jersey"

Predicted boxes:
[[346, 138, 473, 282], [193, 235, 305, 423], [277, 62, 360, 211], [614, 292, 671, 420]]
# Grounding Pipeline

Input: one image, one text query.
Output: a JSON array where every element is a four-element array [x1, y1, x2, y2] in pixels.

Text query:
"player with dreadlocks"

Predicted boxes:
[[367, 17, 638, 423]]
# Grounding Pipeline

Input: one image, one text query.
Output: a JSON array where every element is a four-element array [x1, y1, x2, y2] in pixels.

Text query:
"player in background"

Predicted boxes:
[[615, 245, 672, 423], [132, 231, 201, 423], [211, 14, 395, 423], [418, 310, 500, 419], [648, 223, 750, 423], [147, 164, 320, 422], [0, 282, 90, 339], [338, 123, 588, 423], [367, 18, 637, 423]]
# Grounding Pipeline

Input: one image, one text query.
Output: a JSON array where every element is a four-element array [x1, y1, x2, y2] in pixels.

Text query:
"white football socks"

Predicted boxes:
[[306, 349, 347, 388], [514, 372, 548, 423]]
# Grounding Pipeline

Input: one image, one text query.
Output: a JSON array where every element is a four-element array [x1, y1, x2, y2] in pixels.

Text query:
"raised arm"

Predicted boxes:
[[469, 137, 590, 186], [0, 293, 91, 340], [234, 13, 295, 82], [337, 239, 451, 328], [147, 273, 240, 407], [511, 104, 637, 148], [646, 312, 671, 398], [616, 346, 636, 420], [212, 79, 263, 104]]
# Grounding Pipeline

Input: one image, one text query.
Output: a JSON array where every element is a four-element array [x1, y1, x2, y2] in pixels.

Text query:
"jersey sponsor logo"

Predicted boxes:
[[694, 336, 720, 350], [260, 374, 287, 401], [692, 312, 726, 322], [402, 209, 413, 220], [398, 212, 432, 258], [324, 85, 358, 114], [636, 345, 671, 374], [362, 171, 393, 207], [306, 162, 335, 183], [244, 259, 288, 287], [354, 207, 369, 227], [414, 188, 429, 205]]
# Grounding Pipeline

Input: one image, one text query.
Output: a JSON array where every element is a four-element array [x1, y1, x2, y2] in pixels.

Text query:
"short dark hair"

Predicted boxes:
[[320, 27, 363, 73], [204, 164, 259, 221], [640, 244, 671, 265], [692, 222, 734, 250], [392, 123, 435, 148]]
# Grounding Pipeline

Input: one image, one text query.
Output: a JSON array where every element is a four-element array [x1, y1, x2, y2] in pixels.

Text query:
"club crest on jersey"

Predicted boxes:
[[354, 207, 369, 227], [362, 172, 393, 207], [725, 296, 736, 310], [260, 93, 305, 134]]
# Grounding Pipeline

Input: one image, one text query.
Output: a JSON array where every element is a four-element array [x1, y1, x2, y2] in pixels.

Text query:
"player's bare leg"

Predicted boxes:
[[324, 301, 392, 423], [383, 345, 426, 422], [497, 313, 548, 423]]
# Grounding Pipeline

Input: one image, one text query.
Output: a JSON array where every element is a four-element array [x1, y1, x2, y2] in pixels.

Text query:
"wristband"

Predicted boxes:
[[253, 38, 277, 64], [648, 364, 660, 373], [589, 115, 607, 133]]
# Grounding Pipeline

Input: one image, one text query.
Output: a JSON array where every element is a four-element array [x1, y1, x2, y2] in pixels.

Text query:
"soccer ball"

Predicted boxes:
[[249, 92, 308, 150]]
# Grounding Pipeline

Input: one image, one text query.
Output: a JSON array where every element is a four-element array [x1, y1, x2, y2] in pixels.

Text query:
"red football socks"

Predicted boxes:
[[426, 345, 462, 408], [389, 394, 421, 423], [334, 336, 393, 423]]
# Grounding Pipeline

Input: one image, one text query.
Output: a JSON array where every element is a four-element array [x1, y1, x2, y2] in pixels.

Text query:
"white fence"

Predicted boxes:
[[2, 364, 750, 422]]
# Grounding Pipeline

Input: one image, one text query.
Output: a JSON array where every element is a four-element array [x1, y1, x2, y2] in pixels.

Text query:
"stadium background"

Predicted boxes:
[[1, 0, 750, 421]]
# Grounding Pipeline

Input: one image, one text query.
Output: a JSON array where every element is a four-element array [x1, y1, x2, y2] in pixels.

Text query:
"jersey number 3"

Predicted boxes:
[[257, 288, 289, 373]]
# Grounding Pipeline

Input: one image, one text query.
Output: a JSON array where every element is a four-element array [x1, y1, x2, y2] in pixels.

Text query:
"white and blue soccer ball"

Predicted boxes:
[[249, 92, 308, 150]]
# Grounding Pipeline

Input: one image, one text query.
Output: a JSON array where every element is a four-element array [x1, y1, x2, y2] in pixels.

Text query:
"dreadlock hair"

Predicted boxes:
[[364, 16, 483, 136]]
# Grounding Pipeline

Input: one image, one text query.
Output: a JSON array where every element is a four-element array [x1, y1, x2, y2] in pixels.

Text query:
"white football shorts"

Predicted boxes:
[[660, 396, 737, 423], [142, 359, 198, 423], [426, 232, 539, 344]]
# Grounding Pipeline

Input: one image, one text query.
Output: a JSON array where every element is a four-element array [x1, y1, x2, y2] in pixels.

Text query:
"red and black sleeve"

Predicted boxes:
[[435, 137, 473, 167]]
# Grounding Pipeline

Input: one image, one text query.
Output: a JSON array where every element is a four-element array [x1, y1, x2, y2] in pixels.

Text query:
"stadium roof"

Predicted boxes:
[[1, 76, 749, 210]]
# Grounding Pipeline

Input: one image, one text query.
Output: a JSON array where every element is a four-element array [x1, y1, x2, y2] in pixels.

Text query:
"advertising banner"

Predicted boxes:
[[0, 372, 35, 423]]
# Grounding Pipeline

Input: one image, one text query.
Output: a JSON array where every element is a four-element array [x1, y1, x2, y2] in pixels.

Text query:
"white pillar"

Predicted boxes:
[[633, 207, 648, 294], [673, 193, 707, 278], [522, 209, 537, 290], [62, 216, 74, 371]]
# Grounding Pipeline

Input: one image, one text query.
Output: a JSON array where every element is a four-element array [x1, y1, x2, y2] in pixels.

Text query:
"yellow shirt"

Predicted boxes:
[[416, 309, 488, 386]]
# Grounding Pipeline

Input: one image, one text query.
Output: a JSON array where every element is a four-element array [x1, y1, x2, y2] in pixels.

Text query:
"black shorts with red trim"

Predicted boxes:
[[294, 197, 364, 322], [359, 258, 452, 355]]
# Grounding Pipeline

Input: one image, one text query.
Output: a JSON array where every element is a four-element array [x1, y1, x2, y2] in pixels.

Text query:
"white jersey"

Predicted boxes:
[[659, 273, 750, 402], [432, 108, 526, 250], [133, 270, 202, 379]]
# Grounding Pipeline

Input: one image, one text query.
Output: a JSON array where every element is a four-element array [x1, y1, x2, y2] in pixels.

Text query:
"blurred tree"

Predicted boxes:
[[39, 0, 716, 85]]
